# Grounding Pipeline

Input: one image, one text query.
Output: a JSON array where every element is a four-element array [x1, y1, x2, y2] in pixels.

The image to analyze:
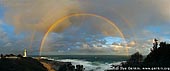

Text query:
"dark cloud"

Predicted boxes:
[[0, 0, 170, 55]]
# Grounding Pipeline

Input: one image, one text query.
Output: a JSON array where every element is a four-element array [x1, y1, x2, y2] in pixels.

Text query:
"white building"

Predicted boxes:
[[23, 49, 27, 57]]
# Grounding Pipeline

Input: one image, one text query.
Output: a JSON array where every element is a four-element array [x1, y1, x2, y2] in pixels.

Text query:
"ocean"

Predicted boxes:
[[35, 55, 130, 71]]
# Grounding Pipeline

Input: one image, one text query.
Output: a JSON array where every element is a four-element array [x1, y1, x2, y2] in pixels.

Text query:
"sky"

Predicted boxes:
[[0, 0, 170, 55]]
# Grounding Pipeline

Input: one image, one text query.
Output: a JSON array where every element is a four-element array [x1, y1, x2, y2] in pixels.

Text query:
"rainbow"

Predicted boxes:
[[39, 13, 127, 55], [29, 31, 35, 51]]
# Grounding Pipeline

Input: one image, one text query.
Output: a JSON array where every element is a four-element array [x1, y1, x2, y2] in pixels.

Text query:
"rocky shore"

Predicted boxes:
[[38, 58, 85, 71]]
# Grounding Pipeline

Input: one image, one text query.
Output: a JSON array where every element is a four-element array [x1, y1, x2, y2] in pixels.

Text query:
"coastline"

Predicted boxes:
[[0, 55, 127, 71], [0, 57, 48, 71], [36, 57, 85, 71], [40, 62, 55, 71], [36, 57, 125, 71]]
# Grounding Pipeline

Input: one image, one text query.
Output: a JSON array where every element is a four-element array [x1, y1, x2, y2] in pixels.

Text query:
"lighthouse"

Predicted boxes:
[[23, 49, 27, 57]]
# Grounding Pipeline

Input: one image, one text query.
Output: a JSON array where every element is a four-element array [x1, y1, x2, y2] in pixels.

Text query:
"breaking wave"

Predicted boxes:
[[57, 59, 111, 71], [57, 59, 122, 71], [39, 56, 127, 71]]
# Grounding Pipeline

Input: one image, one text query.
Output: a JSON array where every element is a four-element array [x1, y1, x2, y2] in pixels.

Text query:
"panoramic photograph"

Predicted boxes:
[[0, 0, 170, 71]]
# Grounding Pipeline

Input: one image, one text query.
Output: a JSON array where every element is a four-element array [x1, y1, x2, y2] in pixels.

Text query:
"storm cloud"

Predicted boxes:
[[0, 0, 170, 55]]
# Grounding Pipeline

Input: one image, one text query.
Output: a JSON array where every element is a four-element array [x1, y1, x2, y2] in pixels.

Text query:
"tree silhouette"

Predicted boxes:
[[122, 52, 143, 67]]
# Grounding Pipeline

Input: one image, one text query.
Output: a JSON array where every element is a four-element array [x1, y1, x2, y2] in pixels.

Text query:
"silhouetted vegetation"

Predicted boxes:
[[144, 41, 170, 67], [121, 39, 170, 67], [122, 52, 143, 67], [0, 57, 47, 71]]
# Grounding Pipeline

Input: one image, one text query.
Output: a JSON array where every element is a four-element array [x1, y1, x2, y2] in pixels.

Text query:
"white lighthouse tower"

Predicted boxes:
[[23, 49, 27, 57]]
